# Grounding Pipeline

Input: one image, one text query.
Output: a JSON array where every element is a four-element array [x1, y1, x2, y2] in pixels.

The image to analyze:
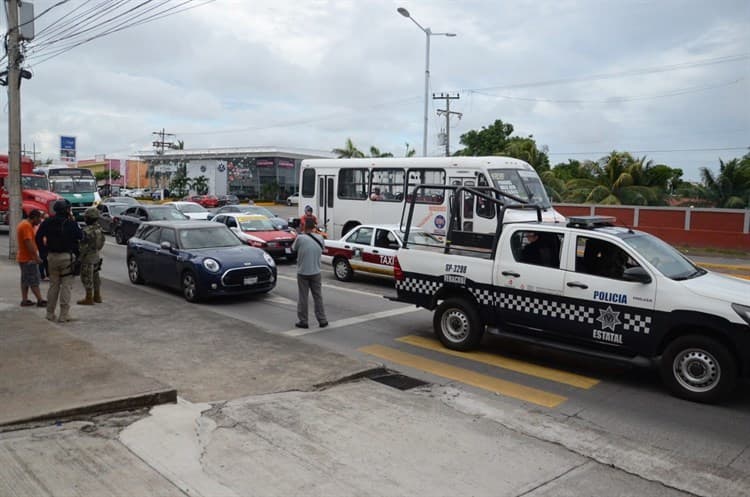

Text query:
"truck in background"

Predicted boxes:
[[0, 155, 60, 225], [36, 165, 100, 221]]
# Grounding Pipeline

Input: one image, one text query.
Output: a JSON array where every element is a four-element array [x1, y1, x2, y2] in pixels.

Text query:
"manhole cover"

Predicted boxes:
[[369, 372, 429, 391]]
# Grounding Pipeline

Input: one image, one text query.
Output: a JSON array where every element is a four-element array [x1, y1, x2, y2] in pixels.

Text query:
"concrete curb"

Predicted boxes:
[[0, 388, 177, 428]]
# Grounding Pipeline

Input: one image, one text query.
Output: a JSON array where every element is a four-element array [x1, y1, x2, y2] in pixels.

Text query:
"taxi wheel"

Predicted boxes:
[[115, 229, 125, 245], [434, 298, 483, 351], [333, 257, 353, 281], [181, 271, 201, 303], [127, 257, 144, 284], [660, 335, 737, 403]]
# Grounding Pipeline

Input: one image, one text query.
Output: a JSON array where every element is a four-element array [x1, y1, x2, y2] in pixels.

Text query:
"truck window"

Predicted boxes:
[[575, 236, 636, 280], [512, 230, 563, 269]]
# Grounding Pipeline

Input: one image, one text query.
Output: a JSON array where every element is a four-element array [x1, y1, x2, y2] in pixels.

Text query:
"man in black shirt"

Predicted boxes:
[[36, 199, 84, 322]]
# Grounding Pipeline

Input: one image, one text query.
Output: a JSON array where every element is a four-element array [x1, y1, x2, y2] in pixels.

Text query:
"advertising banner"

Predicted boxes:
[[60, 136, 76, 163]]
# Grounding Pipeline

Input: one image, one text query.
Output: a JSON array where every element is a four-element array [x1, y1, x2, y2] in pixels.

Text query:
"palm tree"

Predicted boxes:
[[332, 138, 365, 158], [564, 151, 662, 205], [699, 158, 750, 208], [369, 146, 393, 158], [191, 175, 209, 195]]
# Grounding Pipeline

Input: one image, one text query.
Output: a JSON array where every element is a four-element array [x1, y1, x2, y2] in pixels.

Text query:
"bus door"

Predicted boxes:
[[449, 177, 475, 231], [317, 175, 335, 235]]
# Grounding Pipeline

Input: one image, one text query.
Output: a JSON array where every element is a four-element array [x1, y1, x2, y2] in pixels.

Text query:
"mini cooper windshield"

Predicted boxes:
[[179, 227, 244, 249]]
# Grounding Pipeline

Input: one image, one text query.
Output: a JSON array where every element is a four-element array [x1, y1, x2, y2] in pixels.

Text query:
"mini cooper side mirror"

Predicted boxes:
[[160, 241, 173, 251]]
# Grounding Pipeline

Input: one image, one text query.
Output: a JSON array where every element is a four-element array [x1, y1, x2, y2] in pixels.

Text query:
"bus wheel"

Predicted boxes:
[[660, 334, 737, 403], [433, 298, 483, 351], [333, 257, 353, 281]]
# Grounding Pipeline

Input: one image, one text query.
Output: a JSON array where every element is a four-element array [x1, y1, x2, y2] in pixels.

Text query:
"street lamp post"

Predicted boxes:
[[397, 7, 455, 157]]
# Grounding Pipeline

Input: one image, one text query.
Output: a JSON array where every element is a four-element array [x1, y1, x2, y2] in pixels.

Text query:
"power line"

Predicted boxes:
[[548, 146, 748, 156], [463, 53, 750, 92], [470, 78, 747, 104]]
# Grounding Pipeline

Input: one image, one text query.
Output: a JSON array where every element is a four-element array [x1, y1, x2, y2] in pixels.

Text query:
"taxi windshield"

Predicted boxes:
[[623, 233, 705, 280], [488, 169, 551, 208], [239, 217, 275, 231]]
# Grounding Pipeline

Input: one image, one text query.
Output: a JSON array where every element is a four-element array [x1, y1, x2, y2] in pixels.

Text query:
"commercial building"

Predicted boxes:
[[135, 147, 334, 201]]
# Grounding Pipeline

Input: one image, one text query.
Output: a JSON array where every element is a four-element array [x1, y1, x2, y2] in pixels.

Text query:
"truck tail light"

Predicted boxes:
[[394, 256, 404, 281]]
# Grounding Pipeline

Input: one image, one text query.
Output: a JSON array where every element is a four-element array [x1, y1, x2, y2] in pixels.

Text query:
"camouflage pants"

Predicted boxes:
[[80, 262, 101, 291]]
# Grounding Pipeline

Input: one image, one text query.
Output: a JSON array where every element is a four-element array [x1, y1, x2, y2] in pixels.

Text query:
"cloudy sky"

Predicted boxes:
[[1, 0, 748, 180]]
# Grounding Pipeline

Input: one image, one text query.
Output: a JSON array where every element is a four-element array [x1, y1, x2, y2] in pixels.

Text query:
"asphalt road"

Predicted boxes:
[[2, 205, 749, 479]]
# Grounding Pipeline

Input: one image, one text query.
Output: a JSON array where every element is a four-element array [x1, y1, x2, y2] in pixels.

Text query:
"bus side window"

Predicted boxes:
[[301, 168, 316, 198]]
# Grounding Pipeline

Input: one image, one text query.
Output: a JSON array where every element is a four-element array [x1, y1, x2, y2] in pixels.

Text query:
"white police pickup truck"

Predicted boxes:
[[392, 185, 750, 403]]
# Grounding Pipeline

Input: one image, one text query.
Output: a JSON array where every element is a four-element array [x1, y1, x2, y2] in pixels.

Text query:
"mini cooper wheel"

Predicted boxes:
[[115, 229, 125, 245], [660, 335, 737, 403], [181, 271, 201, 302], [127, 257, 144, 284], [333, 257, 353, 281], [433, 298, 483, 351]]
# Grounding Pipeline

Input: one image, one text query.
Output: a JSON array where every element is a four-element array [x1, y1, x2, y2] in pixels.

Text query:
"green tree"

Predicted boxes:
[[369, 146, 393, 158], [503, 136, 550, 172], [191, 175, 209, 195], [454, 119, 514, 156], [699, 157, 750, 208], [332, 138, 365, 158], [94, 170, 121, 182], [563, 151, 663, 205], [170, 175, 191, 199]]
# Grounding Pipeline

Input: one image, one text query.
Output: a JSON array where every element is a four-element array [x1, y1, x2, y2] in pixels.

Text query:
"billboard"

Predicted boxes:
[[60, 136, 76, 163]]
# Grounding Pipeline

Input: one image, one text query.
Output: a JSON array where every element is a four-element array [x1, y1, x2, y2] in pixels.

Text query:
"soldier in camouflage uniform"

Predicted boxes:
[[77, 207, 105, 305]]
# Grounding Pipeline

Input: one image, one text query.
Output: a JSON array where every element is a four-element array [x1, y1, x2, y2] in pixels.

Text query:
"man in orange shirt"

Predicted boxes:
[[16, 210, 46, 307]]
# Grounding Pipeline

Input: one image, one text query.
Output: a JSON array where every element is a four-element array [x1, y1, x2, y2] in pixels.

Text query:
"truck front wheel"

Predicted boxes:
[[660, 334, 737, 403], [433, 298, 483, 351]]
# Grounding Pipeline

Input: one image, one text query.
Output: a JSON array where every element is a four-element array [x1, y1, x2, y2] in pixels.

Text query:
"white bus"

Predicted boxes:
[[297, 156, 565, 239]]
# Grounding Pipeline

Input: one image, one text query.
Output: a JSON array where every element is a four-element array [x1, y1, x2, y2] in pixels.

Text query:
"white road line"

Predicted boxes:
[[281, 306, 424, 337], [277, 274, 392, 297]]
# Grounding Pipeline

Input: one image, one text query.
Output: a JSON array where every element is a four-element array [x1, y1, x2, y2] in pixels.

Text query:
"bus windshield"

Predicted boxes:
[[50, 177, 97, 193], [488, 169, 551, 208], [22, 175, 50, 191]]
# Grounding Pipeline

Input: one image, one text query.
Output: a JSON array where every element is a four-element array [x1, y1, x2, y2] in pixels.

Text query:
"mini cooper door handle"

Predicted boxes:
[[502, 271, 520, 277], [567, 281, 588, 289]]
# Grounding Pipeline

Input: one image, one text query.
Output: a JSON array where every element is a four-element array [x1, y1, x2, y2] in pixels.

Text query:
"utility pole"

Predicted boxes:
[[22, 143, 39, 163], [6, 0, 22, 260], [152, 128, 175, 155], [433, 92, 461, 156], [151, 128, 175, 190]]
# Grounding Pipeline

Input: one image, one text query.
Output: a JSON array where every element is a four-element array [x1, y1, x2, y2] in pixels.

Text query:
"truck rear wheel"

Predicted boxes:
[[433, 298, 483, 351], [660, 334, 737, 403]]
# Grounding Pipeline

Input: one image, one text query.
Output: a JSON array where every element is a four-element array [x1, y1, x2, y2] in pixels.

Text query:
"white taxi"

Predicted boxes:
[[323, 224, 442, 281]]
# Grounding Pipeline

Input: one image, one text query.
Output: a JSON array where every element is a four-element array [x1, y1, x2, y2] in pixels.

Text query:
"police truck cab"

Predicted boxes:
[[392, 184, 750, 403]]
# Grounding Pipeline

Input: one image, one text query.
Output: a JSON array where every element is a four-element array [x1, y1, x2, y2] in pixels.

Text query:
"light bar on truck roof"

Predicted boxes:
[[566, 216, 616, 229]]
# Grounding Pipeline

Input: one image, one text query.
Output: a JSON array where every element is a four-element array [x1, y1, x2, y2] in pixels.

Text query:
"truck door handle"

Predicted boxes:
[[372, 250, 379, 254], [502, 271, 520, 277], [567, 282, 588, 289]]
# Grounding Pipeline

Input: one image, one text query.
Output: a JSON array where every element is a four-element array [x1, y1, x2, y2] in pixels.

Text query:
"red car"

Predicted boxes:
[[212, 213, 297, 261], [186, 195, 219, 208]]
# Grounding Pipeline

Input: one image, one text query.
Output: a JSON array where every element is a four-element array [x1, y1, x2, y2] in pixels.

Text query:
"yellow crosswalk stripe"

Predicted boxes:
[[359, 344, 567, 408], [397, 335, 599, 389]]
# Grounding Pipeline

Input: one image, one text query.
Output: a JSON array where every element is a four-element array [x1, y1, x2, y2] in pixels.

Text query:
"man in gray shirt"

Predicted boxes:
[[291, 217, 328, 328]]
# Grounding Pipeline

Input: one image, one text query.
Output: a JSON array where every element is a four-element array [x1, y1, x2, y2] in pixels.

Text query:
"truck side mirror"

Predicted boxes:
[[623, 266, 652, 284]]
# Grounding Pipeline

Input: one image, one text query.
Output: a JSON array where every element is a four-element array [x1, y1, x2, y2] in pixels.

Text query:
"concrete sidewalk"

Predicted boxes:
[[0, 265, 176, 426], [0, 257, 376, 425]]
